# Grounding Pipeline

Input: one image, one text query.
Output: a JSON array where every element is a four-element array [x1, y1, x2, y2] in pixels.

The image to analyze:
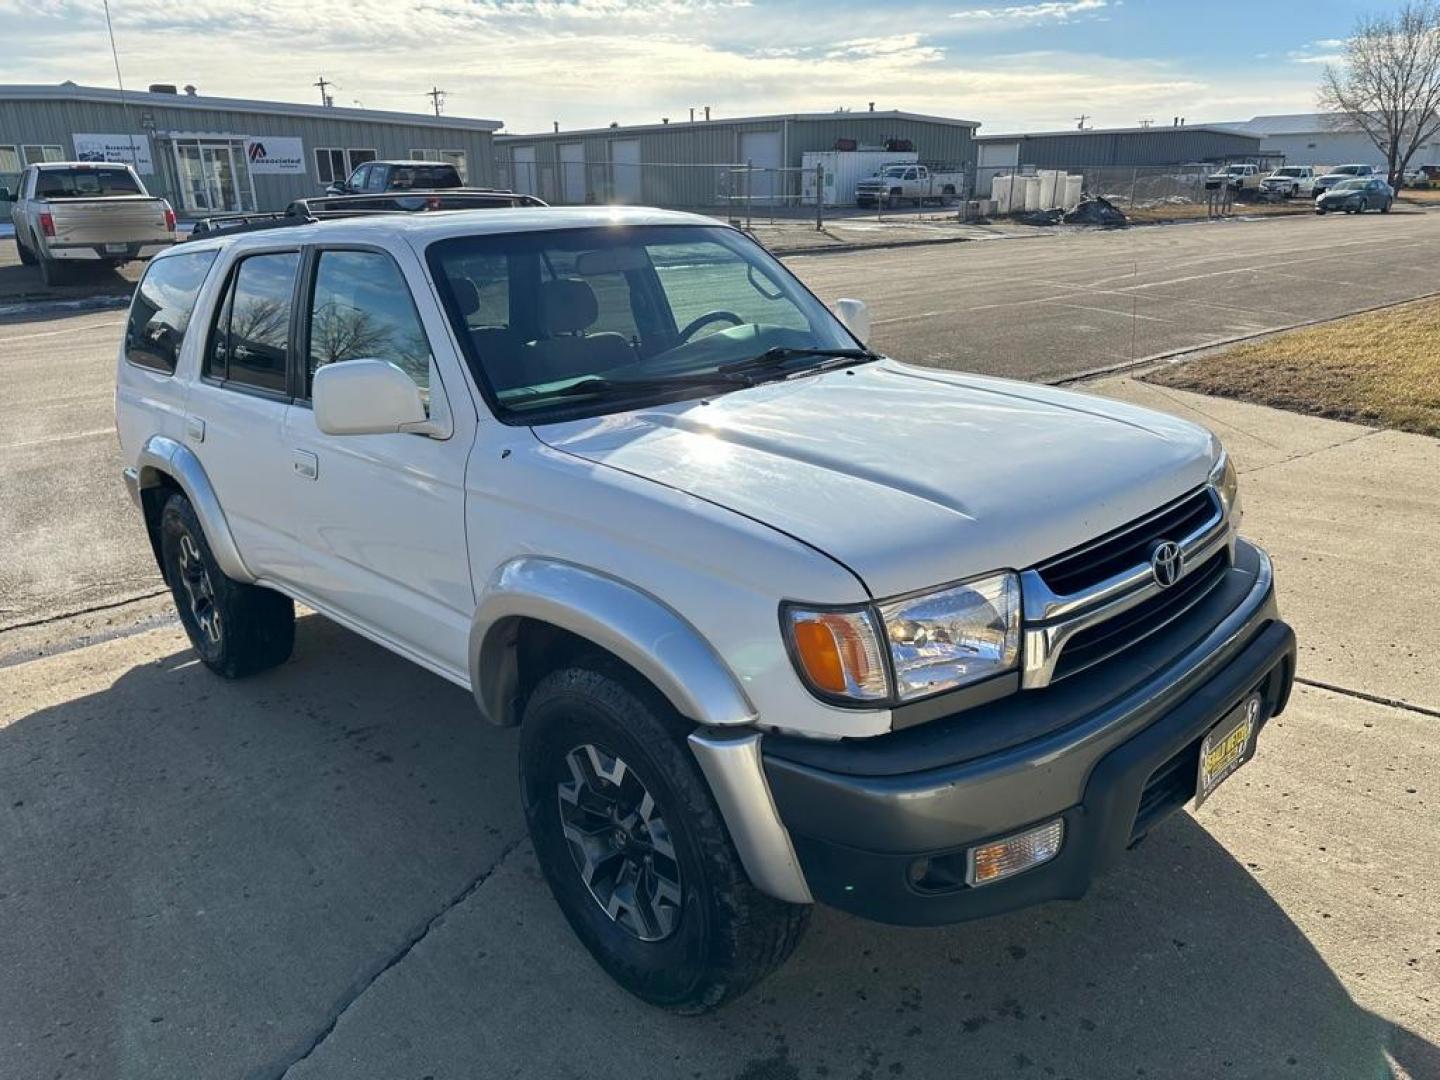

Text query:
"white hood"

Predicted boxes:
[[534, 361, 1216, 599]]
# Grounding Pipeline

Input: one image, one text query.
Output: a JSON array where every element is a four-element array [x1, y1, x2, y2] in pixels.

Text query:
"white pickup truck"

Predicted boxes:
[[116, 204, 1296, 1012], [1207, 163, 1264, 193], [7, 161, 175, 285], [855, 163, 965, 207]]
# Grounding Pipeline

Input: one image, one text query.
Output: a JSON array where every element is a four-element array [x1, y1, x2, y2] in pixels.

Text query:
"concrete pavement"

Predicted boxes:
[[0, 382, 1435, 1079]]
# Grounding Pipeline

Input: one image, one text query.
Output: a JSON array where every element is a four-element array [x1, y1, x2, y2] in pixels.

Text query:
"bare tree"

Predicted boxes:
[[1320, 1, 1440, 188]]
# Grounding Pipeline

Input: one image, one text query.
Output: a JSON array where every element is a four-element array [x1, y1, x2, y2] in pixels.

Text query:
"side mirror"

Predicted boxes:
[[313, 359, 429, 435], [833, 298, 871, 346], [325, 182, 348, 196]]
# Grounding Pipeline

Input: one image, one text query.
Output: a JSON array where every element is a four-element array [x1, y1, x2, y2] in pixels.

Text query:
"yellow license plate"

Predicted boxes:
[[1195, 693, 1261, 808]]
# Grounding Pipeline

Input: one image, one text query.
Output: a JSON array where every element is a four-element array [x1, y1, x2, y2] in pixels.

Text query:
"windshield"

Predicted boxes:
[[1273, 168, 1301, 177], [1334, 179, 1368, 190], [1333, 166, 1364, 176], [882, 166, 909, 178], [429, 224, 858, 423], [34, 167, 142, 198]]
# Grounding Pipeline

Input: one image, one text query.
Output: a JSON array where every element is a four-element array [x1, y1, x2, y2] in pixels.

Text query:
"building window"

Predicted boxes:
[[22, 144, 64, 165], [315, 148, 378, 184], [410, 149, 466, 181], [0, 145, 19, 174], [440, 150, 468, 182]]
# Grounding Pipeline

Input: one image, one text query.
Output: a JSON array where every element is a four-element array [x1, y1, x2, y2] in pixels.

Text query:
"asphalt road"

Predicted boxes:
[[5, 210, 1439, 629]]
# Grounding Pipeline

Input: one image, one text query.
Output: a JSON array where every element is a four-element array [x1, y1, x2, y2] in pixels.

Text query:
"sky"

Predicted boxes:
[[2, 0, 1379, 134]]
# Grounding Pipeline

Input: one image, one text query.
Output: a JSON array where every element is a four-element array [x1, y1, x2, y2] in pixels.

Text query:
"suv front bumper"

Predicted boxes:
[[758, 539, 1295, 926]]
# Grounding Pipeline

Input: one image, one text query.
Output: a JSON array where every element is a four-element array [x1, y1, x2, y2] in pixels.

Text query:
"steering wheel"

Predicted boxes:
[[676, 310, 745, 344]]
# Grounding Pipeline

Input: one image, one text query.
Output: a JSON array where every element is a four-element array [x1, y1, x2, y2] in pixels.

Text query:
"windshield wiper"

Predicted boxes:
[[717, 346, 879, 378], [538, 370, 757, 402]]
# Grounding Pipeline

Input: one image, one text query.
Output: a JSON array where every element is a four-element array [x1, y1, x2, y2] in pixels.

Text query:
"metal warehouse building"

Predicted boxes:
[[975, 124, 1264, 172], [495, 110, 979, 209], [1225, 113, 1440, 170], [0, 82, 501, 216]]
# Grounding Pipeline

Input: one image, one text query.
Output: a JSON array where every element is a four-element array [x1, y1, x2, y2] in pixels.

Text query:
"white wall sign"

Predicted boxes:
[[72, 133, 154, 174], [243, 137, 306, 175]]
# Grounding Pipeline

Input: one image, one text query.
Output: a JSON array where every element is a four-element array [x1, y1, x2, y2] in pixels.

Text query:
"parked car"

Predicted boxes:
[[855, 163, 965, 207], [1315, 177, 1394, 214], [324, 159, 465, 196], [1400, 166, 1430, 188], [1260, 166, 1316, 198], [116, 205, 1295, 1013], [1312, 163, 1375, 196], [6, 161, 175, 285], [1207, 163, 1263, 192]]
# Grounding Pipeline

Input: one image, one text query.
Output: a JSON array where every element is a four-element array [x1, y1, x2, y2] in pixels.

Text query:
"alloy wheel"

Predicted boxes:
[[557, 743, 683, 942], [177, 532, 223, 646]]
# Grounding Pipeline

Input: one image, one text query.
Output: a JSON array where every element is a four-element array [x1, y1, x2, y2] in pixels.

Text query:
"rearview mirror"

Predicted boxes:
[[833, 298, 871, 345], [313, 359, 430, 435]]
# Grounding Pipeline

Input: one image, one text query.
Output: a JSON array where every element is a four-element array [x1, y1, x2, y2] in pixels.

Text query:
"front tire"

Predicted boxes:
[[159, 492, 295, 678], [520, 664, 810, 1013]]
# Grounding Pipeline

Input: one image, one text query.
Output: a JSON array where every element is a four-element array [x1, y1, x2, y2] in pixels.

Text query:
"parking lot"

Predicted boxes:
[[1, 211, 1437, 1080]]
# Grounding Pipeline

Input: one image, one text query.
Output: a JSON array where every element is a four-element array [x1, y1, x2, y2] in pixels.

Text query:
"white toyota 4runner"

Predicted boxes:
[[116, 206, 1296, 1012]]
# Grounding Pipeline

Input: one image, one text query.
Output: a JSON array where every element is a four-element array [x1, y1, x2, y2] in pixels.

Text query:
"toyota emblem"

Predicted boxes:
[[1150, 540, 1183, 588]]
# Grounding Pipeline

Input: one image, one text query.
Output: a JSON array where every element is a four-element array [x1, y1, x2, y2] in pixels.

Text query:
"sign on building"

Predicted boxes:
[[243, 137, 306, 175], [72, 133, 154, 174]]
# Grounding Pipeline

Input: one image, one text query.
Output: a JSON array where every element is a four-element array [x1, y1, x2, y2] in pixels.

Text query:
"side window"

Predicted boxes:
[[365, 165, 387, 192], [206, 252, 299, 393], [125, 250, 218, 374], [348, 164, 370, 190], [307, 250, 432, 402]]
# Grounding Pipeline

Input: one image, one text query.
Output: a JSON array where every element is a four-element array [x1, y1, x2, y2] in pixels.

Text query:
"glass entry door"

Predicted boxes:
[[171, 139, 255, 213]]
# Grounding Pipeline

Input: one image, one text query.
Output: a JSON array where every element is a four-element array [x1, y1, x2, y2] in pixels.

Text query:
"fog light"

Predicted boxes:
[[966, 819, 1065, 887]]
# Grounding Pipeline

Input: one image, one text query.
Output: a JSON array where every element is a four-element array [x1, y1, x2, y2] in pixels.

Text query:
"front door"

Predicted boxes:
[[281, 245, 475, 681], [172, 140, 252, 213]]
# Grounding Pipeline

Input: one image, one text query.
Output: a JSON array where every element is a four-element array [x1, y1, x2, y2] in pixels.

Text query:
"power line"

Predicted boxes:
[[101, 0, 141, 169]]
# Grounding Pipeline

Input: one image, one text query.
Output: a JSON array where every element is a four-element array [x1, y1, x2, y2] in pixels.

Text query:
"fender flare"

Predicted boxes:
[[135, 434, 255, 583], [469, 557, 756, 730]]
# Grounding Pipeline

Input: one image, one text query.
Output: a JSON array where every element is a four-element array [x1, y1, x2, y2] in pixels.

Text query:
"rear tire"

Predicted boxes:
[[15, 233, 36, 265], [520, 663, 810, 1013], [159, 491, 294, 678]]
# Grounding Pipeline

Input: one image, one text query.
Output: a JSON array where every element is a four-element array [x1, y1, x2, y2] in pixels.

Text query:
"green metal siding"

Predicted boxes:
[[0, 96, 496, 211], [498, 114, 977, 207], [982, 129, 1262, 169]]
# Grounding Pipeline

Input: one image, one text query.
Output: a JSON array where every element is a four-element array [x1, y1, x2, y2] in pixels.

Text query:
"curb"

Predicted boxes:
[[0, 294, 129, 319], [1051, 287, 1440, 386], [765, 231, 1047, 258]]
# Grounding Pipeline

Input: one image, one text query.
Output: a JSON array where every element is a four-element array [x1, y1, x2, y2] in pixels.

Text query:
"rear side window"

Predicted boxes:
[[34, 167, 142, 198], [124, 251, 218, 374], [205, 251, 300, 393], [306, 249, 432, 398]]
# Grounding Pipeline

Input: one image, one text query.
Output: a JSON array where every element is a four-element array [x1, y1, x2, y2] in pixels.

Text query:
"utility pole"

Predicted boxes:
[[426, 86, 446, 117], [314, 76, 334, 107], [1136, 119, 1153, 128], [1074, 114, 1090, 130]]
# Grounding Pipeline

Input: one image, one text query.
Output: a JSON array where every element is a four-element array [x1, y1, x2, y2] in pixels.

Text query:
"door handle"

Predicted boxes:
[[185, 416, 205, 442], [292, 449, 318, 481]]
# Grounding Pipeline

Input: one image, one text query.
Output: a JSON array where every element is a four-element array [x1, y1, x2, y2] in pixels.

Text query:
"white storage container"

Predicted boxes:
[[1063, 174, 1083, 210], [801, 149, 919, 206], [1037, 171, 1059, 209], [991, 173, 1023, 214], [1022, 175, 1042, 212]]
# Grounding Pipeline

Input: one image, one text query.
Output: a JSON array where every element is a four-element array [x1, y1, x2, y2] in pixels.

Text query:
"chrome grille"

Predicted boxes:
[[1037, 488, 1218, 597], [1020, 485, 1230, 689]]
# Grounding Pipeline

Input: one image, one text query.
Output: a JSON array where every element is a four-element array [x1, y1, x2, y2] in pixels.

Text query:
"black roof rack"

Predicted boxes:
[[186, 188, 548, 240]]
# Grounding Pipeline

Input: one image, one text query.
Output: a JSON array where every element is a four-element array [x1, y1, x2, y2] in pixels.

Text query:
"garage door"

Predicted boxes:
[[559, 142, 585, 204], [740, 130, 782, 205], [610, 139, 641, 202], [511, 146, 538, 195]]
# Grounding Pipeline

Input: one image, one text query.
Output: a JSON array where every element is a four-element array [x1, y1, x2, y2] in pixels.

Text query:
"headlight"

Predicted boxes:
[[784, 571, 1021, 706], [1209, 450, 1240, 522]]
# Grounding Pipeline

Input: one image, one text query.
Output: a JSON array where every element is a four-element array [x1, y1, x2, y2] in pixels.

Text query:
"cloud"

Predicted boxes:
[[1287, 37, 1345, 65], [950, 0, 1108, 25]]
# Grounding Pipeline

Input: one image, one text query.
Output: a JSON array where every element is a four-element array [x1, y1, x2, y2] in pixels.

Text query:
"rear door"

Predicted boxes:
[[280, 243, 476, 680], [185, 247, 306, 582]]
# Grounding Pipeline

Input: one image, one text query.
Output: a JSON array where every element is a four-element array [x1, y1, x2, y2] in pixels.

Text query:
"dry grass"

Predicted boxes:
[[1124, 199, 1315, 223], [1397, 186, 1440, 205], [1149, 298, 1440, 437]]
